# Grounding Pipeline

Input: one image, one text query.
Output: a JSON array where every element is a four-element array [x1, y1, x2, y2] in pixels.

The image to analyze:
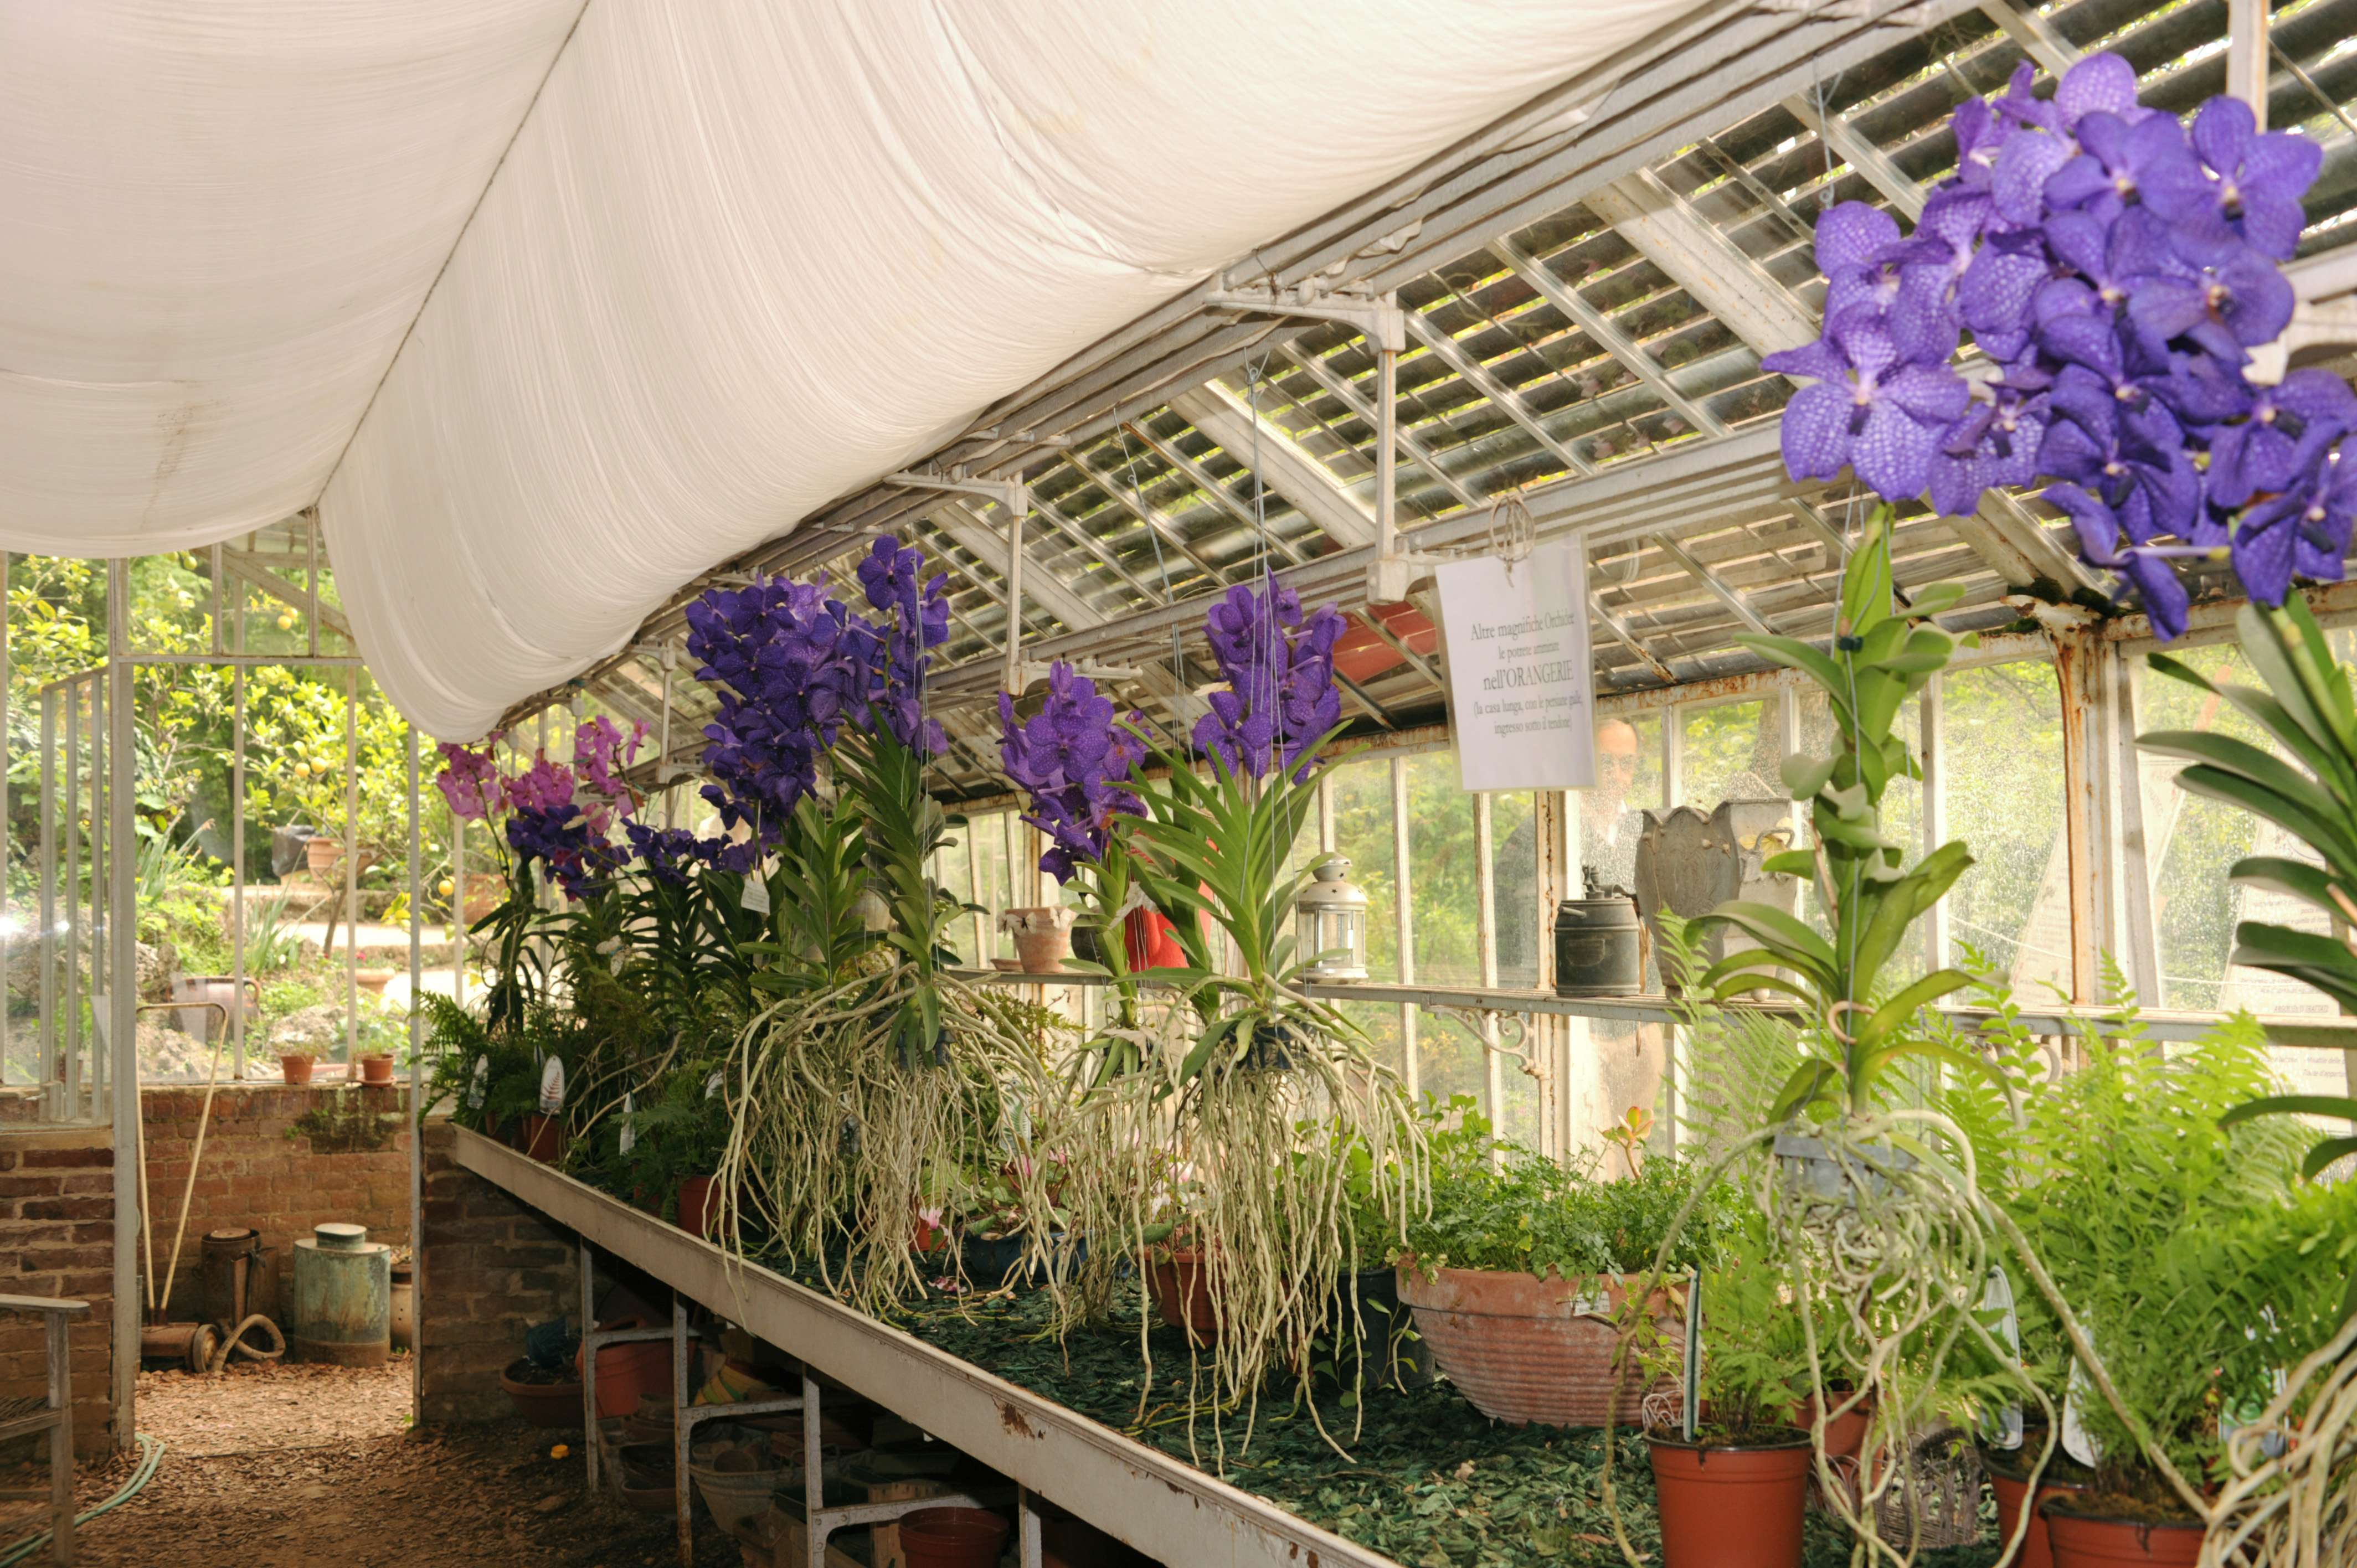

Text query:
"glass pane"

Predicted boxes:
[[1407, 751, 1480, 989], [1415, 1004, 1486, 1111], [1577, 713, 1661, 896], [1490, 791, 1540, 990], [1330, 756, 1399, 983], [1678, 699, 1773, 808], [1938, 660, 2069, 992]]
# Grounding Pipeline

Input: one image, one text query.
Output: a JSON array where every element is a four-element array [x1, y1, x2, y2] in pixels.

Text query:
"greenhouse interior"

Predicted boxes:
[[6, 2, 2357, 1566]]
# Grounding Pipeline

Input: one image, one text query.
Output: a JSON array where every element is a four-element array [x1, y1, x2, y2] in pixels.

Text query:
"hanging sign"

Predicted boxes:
[[1432, 537, 1595, 792]]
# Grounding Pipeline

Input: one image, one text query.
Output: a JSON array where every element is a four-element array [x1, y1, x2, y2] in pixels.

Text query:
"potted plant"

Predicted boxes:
[[1994, 1015, 2353, 1567], [1635, 1210, 1816, 1568], [996, 904, 1075, 974], [1395, 1099, 1722, 1427]]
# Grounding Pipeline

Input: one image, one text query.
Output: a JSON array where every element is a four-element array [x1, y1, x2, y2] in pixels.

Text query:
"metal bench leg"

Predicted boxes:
[[579, 1242, 599, 1495], [1018, 1487, 1042, 1568], [50, 1311, 73, 1567], [804, 1374, 825, 1568], [673, 1297, 692, 1568]]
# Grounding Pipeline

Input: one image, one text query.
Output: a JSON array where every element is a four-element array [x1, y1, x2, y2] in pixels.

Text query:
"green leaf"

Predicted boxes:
[[2141, 731, 2357, 864], [2217, 1093, 2357, 1127], [1769, 1059, 1840, 1120], [1761, 848, 1818, 879], [2226, 855, 2348, 921], [1779, 754, 1836, 800], [2301, 1135, 2357, 1180], [1690, 901, 1836, 973], [1855, 967, 1975, 1048], [1732, 635, 1852, 713]]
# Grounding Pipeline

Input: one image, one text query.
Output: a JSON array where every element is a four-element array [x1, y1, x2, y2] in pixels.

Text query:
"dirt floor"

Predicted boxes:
[[17, 1360, 742, 1567]]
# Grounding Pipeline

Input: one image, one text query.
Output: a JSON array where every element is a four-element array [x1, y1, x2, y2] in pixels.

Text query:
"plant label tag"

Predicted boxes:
[[466, 1055, 487, 1110], [1570, 1289, 1610, 1318], [539, 1056, 565, 1114], [619, 1091, 636, 1155], [1982, 1265, 2024, 1449], [704, 1069, 724, 1101], [741, 876, 771, 916]]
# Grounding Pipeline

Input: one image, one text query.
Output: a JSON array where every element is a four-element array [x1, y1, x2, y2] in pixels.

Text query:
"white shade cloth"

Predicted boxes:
[[0, 1, 1700, 736]]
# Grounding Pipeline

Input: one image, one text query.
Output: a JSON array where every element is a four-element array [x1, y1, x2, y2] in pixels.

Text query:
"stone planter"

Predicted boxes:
[[1394, 1262, 1669, 1427]]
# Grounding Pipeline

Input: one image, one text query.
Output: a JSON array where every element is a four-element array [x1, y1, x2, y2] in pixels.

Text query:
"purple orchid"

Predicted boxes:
[[2148, 95, 2324, 261], [435, 736, 505, 823], [1764, 303, 1972, 503], [2205, 369, 2357, 509], [997, 662, 1145, 882], [855, 537, 950, 757], [686, 575, 873, 828], [1773, 50, 2341, 632], [2236, 427, 2357, 602], [1190, 581, 1346, 781]]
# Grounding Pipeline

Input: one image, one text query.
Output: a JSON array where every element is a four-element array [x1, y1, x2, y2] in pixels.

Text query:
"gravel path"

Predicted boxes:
[[38, 1360, 742, 1567]]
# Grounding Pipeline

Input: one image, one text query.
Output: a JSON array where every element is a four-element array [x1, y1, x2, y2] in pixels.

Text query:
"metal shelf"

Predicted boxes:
[[951, 969, 2357, 1048], [447, 1127, 1403, 1568]]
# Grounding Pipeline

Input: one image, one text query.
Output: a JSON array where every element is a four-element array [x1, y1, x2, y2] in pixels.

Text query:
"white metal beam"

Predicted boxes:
[[1277, 344, 1484, 510], [1170, 385, 1377, 549], [1586, 171, 1819, 355], [1976, 0, 2078, 78]]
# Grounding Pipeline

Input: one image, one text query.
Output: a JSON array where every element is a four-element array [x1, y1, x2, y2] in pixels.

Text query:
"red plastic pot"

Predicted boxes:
[[1646, 1430, 1812, 1568], [1124, 907, 1186, 971], [676, 1175, 719, 1239], [520, 1112, 565, 1163], [575, 1318, 675, 1420], [1394, 1262, 1665, 1426], [2044, 1500, 2203, 1567], [899, 1507, 1010, 1568], [1787, 1389, 1871, 1463], [1145, 1247, 1218, 1344], [1984, 1447, 2094, 1568]]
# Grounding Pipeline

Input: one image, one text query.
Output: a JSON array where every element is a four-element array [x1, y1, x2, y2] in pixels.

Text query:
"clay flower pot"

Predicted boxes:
[[357, 1053, 395, 1086], [999, 906, 1075, 973], [676, 1174, 719, 1239], [354, 968, 397, 996], [1393, 1262, 1665, 1426], [305, 835, 344, 878], [462, 878, 507, 925], [898, 1507, 1010, 1568], [279, 1052, 317, 1086], [1982, 1442, 2094, 1568], [1646, 1429, 1813, 1568], [2041, 1498, 2202, 1567], [498, 1359, 583, 1430], [1145, 1247, 1218, 1344], [520, 1112, 565, 1163]]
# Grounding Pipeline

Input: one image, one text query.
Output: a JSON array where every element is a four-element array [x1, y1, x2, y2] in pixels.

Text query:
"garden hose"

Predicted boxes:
[[208, 1312, 287, 1373], [0, 1432, 164, 1566]]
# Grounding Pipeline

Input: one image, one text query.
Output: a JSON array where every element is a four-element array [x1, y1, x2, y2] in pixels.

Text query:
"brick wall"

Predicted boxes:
[[0, 1080, 413, 1456], [0, 1129, 116, 1456], [416, 1120, 578, 1425], [136, 1082, 411, 1323]]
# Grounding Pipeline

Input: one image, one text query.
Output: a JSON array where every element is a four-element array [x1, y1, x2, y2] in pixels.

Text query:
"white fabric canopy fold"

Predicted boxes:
[[0, 1, 1701, 736]]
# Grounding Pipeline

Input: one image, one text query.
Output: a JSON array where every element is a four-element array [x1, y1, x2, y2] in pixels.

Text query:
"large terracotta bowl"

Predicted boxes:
[[1394, 1262, 1670, 1427]]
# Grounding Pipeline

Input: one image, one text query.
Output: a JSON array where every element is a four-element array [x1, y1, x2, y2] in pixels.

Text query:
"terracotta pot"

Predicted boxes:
[[616, 1442, 677, 1513], [279, 1053, 316, 1086], [306, 836, 344, 878], [1646, 1430, 1813, 1568], [1146, 1247, 1218, 1344], [2043, 1500, 2203, 1567], [899, 1507, 1011, 1568], [520, 1112, 565, 1163], [358, 1053, 395, 1086], [1003, 907, 1075, 973], [676, 1175, 719, 1239], [1984, 1445, 2094, 1568], [355, 968, 397, 996], [576, 1321, 675, 1420], [498, 1360, 584, 1430], [1394, 1263, 1665, 1426], [1787, 1388, 1871, 1463]]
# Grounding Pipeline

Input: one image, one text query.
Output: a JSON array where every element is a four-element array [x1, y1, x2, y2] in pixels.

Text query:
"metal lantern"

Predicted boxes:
[[1295, 854, 1369, 981]]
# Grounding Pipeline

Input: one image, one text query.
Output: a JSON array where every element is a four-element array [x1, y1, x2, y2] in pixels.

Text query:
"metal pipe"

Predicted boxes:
[[90, 670, 105, 1119], [63, 677, 80, 1116], [1390, 755, 1417, 1101], [232, 666, 248, 1079], [38, 687, 55, 1113], [1005, 507, 1027, 693], [1473, 791, 1502, 1142], [107, 560, 140, 1447], [2227, 0, 2271, 130], [406, 723, 424, 1426], [345, 670, 359, 1063]]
